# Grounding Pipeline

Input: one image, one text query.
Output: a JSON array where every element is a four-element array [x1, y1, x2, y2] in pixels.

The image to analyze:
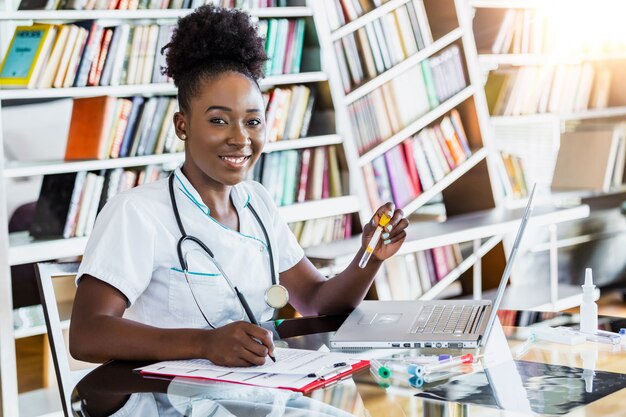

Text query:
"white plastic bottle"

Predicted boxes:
[[580, 268, 598, 334], [580, 347, 598, 393]]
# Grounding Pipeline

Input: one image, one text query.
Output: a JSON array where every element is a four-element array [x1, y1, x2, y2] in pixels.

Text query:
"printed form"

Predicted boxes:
[[136, 348, 363, 390]]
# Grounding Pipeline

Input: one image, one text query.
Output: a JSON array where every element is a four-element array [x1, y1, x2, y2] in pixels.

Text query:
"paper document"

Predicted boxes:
[[136, 348, 369, 393], [140, 348, 357, 375]]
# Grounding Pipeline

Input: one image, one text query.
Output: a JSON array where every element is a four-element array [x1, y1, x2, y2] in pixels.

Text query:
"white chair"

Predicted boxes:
[[35, 261, 96, 417]]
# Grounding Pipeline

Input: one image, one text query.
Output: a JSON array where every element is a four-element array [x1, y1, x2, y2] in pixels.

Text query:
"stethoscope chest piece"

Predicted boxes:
[[265, 284, 289, 309]]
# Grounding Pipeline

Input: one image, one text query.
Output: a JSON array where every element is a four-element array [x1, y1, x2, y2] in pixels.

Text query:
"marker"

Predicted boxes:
[[387, 362, 423, 377], [423, 370, 465, 384], [370, 359, 391, 378], [369, 369, 424, 389], [423, 353, 476, 374], [372, 359, 424, 378], [402, 354, 452, 364]]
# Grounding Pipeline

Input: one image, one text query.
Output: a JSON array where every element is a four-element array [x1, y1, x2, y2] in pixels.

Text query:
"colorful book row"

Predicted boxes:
[[327, 0, 432, 43], [490, 8, 551, 55], [349, 45, 467, 155], [333, 0, 430, 92], [0, 17, 305, 89], [249, 145, 345, 207], [289, 213, 353, 249], [362, 109, 471, 210], [258, 18, 306, 76], [500, 152, 528, 199], [375, 244, 462, 301], [485, 64, 612, 116], [30, 165, 167, 239], [64, 95, 182, 161], [262, 84, 315, 142], [0, 22, 175, 89], [496, 310, 561, 330], [18, 0, 286, 11]]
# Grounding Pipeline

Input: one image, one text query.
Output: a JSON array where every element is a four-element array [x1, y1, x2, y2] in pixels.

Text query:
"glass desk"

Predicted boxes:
[[71, 311, 626, 416]]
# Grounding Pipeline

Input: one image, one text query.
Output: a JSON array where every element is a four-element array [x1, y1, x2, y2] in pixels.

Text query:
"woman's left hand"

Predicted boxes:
[[361, 202, 409, 262]]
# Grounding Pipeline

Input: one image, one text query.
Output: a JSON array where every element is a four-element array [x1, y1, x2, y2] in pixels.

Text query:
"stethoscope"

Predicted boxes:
[[168, 173, 289, 328]]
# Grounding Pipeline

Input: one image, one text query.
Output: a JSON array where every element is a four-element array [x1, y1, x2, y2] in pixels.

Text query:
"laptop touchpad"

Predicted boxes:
[[370, 313, 402, 325]]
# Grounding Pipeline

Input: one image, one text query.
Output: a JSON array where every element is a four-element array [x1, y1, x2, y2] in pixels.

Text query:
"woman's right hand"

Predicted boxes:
[[201, 321, 274, 366]]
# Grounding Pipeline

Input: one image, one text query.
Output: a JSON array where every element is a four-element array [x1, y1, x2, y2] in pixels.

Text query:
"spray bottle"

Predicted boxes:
[[579, 268, 598, 335]]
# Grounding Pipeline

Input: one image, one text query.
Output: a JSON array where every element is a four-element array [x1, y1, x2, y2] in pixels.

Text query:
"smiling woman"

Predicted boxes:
[[69, 4, 409, 371]]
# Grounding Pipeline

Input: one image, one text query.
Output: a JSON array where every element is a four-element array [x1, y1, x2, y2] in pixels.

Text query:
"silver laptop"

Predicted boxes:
[[330, 184, 537, 350]]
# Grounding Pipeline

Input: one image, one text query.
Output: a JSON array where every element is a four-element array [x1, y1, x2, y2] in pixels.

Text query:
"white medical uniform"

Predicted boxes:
[[77, 167, 304, 328]]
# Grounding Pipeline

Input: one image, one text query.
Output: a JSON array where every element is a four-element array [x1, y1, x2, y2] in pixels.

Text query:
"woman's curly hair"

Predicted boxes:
[[161, 5, 268, 111]]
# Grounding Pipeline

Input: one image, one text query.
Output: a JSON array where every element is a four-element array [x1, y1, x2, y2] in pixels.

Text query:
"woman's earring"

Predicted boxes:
[[180, 134, 187, 140]]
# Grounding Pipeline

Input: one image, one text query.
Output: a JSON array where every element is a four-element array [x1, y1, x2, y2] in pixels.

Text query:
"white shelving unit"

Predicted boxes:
[[307, 0, 529, 302], [468, 0, 625, 311], [479, 52, 626, 67], [490, 106, 626, 126], [306, 204, 590, 305], [0, 5, 313, 20], [0, 4, 363, 416], [3, 133, 342, 178], [0, 71, 327, 99], [342, 27, 465, 105], [357, 86, 475, 166]]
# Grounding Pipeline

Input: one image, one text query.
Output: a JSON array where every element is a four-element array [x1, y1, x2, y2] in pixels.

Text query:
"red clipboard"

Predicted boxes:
[[294, 359, 370, 393], [138, 360, 370, 394]]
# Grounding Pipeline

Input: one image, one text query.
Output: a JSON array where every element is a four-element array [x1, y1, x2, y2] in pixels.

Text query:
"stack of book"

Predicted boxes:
[[333, 0, 431, 92], [263, 84, 316, 142], [250, 145, 345, 207], [29, 166, 167, 239], [375, 244, 463, 301], [64, 95, 182, 161], [289, 214, 353, 249], [348, 45, 466, 154], [485, 64, 612, 116], [362, 109, 471, 210]]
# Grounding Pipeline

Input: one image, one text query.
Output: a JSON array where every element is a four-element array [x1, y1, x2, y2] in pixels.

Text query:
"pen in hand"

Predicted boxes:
[[235, 287, 276, 363]]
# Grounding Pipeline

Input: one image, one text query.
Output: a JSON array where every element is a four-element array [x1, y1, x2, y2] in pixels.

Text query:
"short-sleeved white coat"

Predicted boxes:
[[77, 167, 304, 328]]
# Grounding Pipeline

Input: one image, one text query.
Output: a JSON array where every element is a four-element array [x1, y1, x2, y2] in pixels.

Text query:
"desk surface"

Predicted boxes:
[[72, 312, 626, 417]]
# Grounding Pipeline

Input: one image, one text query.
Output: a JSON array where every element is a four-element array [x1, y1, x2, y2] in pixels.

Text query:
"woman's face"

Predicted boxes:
[[176, 71, 266, 187]]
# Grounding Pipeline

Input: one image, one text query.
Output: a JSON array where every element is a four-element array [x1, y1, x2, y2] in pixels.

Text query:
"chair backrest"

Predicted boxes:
[[35, 261, 95, 417]]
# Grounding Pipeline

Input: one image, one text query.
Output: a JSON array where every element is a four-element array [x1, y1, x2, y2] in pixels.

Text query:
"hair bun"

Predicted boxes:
[[163, 5, 268, 83]]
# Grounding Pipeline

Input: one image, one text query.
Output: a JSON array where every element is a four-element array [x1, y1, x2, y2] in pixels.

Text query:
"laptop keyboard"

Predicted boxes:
[[410, 305, 483, 334]]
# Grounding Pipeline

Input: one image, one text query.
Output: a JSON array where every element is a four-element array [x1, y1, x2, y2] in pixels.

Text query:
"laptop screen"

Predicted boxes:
[[480, 183, 537, 347]]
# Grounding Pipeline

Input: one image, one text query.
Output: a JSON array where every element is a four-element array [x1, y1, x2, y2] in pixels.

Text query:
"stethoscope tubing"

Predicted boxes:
[[169, 173, 277, 285], [168, 173, 283, 328]]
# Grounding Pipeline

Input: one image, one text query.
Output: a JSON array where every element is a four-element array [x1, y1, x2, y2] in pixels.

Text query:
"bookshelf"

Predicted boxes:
[[308, 0, 522, 300], [470, 0, 626, 203], [0, 3, 365, 416], [306, 203, 590, 302]]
